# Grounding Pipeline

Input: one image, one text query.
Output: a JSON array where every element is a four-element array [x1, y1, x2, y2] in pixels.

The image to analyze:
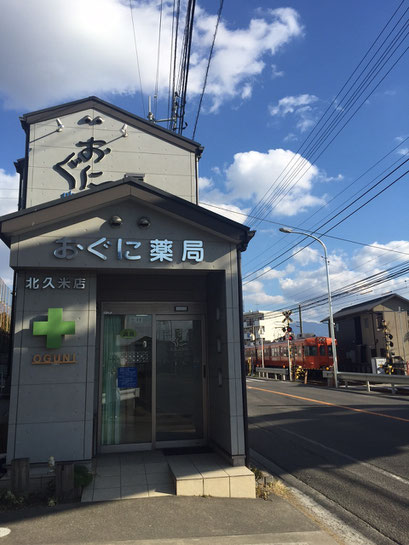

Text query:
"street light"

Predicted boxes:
[[279, 227, 339, 388]]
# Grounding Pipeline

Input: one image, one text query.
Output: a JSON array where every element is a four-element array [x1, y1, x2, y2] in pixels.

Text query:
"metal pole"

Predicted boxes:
[[261, 336, 265, 368], [287, 335, 292, 381], [279, 228, 339, 388]]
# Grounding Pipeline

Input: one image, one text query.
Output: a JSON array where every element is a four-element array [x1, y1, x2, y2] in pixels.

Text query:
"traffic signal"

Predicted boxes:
[[287, 326, 292, 332]]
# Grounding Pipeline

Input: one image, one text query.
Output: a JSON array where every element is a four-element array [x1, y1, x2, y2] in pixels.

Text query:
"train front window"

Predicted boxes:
[[319, 345, 326, 356], [328, 346, 333, 356], [305, 346, 317, 356]]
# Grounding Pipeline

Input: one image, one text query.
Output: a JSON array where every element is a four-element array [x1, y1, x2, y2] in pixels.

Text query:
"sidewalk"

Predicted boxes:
[[0, 495, 339, 545]]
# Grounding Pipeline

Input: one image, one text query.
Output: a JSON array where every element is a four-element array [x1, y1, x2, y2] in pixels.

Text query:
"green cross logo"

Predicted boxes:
[[33, 308, 75, 349]]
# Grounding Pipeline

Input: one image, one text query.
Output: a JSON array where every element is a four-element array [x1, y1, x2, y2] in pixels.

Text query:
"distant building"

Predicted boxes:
[[243, 310, 283, 346], [325, 293, 409, 372]]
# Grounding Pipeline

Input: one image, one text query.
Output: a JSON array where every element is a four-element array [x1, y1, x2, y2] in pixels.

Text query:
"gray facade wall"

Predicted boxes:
[[7, 270, 97, 463], [6, 200, 245, 464], [25, 108, 198, 207]]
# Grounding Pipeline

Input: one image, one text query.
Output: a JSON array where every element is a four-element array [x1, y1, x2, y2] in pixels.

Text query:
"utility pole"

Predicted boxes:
[[282, 310, 293, 381], [298, 305, 303, 337]]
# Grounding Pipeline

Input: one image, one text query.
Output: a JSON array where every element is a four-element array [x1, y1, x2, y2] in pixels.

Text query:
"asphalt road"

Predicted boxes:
[[247, 379, 409, 545]]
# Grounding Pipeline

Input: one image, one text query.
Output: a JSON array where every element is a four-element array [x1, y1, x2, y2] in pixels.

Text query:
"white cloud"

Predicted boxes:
[[269, 94, 319, 133], [0, 169, 19, 215], [292, 246, 320, 266], [271, 64, 284, 78], [0, 1, 303, 112], [199, 148, 329, 220], [243, 279, 284, 306], [397, 148, 409, 156], [283, 133, 297, 143], [269, 94, 318, 116], [0, 169, 18, 285], [224, 148, 325, 216], [200, 201, 248, 224]]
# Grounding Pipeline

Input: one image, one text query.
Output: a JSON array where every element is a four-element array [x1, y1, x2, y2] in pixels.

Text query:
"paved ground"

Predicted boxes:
[[0, 496, 339, 545], [247, 378, 409, 545]]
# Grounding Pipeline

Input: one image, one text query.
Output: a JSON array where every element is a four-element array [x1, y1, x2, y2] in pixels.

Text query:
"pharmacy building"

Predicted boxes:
[[0, 97, 256, 497]]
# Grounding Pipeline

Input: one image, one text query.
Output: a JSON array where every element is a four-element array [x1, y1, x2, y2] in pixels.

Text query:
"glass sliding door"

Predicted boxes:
[[101, 314, 152, 446], [156, 319, 204, 443]]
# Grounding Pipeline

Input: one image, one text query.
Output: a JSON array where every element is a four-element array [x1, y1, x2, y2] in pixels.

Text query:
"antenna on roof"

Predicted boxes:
[[147, 93, 179, 128]]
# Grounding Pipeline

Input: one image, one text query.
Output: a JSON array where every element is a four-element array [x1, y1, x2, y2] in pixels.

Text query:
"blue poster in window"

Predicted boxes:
[[117, 367, 138, 389]]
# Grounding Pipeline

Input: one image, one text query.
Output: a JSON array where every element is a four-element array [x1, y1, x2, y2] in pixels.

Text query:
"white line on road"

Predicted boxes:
[[272, 425, 409, 487]]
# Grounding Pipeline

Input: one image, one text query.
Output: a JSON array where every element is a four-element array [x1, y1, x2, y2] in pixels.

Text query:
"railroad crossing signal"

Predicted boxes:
[[282, 310, 293, 323]]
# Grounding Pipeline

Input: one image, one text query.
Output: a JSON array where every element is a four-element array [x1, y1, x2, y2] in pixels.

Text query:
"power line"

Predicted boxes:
[[153, 0, 164, 119], [192, 0, 224, 139], [199, 201, 409, 258], [242, 159, 409, 284], [246, 2, 409, 228], [129, 0, 146, 117], [241, 138, 409, 274]]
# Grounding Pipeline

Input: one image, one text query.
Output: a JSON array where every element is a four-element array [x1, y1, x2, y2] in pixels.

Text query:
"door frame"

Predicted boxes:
[[97, 302, 207, 453]]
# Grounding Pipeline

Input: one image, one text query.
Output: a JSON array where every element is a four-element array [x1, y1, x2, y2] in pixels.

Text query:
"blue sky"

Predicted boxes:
[[0, 0, 408, 325]]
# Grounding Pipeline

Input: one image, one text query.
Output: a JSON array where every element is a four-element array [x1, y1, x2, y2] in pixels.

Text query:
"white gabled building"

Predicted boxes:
[[243, 310, 284, 346]]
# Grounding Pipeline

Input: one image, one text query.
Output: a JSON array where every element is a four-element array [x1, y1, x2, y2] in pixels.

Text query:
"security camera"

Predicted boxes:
[[94, 116, 104, 124]]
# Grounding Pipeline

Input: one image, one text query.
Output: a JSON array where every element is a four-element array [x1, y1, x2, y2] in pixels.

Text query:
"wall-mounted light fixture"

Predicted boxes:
[[120, 124, 128, 137], [94, 116, 104, 125], [137, 217, 151, 229], [56, 118, 64, 132], [109, 215, 123, 227]]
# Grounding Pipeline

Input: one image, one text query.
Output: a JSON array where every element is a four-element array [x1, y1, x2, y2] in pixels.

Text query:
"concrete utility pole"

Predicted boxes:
[[298, 305, 303, 337], [282, 310, 293, 381]]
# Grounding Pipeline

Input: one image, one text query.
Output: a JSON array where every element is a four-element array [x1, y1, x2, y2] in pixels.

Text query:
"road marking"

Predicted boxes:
[[0, 528, 11, 538], [247, 385, 409, 423], [262, 424, 409, 486]]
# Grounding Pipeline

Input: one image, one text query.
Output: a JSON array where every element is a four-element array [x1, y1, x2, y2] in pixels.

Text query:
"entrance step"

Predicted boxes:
[[82, 451, 255, 502], [167, 453, 256, 499]]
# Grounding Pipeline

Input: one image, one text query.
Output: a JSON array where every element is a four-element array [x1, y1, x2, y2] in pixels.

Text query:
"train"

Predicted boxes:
[[245, 335, 334, 377]]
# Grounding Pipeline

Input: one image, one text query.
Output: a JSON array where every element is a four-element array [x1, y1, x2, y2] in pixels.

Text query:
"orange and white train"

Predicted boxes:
[[245, 336, 334, 374]]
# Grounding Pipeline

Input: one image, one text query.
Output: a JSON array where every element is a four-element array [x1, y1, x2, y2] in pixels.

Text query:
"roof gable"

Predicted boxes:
[[0, 177, 253, 250], [20, 96, 203, 156]]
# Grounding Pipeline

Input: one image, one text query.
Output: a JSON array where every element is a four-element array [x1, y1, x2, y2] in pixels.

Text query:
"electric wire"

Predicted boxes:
[[199, 202, 409, 258], [192, 0, 224, 139], [242, 138, 409, 274], [129, 0, 146, 117], [153, 0, 164, 119], [249, 32, 409, 230], [242, 156, 409, 283], [247, 2, 409, 229]]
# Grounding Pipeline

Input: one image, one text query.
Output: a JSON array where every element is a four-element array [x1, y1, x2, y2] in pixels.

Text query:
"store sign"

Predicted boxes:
[[52, 237, 204, 263], [33, 308, 75, 349], [26, 276, 86, 290], [32, 353, 77, 365]]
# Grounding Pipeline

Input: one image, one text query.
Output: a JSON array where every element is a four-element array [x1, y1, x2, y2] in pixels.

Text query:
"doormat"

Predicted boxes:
[[162, 446, 213, 456]]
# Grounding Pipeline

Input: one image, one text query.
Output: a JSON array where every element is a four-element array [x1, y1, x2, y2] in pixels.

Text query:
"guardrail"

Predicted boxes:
[[255, 367, 289, 380], [324, 370, 409, 394]]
